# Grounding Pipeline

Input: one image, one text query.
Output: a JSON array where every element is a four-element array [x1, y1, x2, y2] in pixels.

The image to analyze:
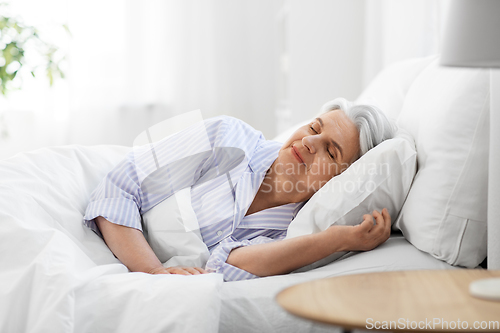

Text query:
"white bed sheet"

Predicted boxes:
[[219, 235, 457, 333], [0, 145, 222, 333]]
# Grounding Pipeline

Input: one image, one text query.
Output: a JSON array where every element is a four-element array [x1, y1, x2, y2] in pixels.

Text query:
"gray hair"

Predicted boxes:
[[321, 97, 396, 157]]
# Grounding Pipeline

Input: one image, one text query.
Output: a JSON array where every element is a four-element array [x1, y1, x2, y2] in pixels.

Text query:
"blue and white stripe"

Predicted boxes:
[[84, 115, 304, 281]]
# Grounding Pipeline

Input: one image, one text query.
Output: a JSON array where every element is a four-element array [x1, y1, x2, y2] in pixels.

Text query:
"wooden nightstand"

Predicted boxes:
[[276, 270, 500, 332]]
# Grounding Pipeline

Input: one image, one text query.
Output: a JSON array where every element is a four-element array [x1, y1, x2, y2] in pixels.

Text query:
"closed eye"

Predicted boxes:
[[311, 123, 335, 160], [327, 148, 335, 160], [315, 117, 343, 161]]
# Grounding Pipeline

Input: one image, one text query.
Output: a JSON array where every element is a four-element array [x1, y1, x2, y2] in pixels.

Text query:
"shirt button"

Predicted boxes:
[[217, 230, 223, 236]]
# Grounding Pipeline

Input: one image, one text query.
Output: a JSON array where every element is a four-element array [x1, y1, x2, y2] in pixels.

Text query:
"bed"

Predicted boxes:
[[0, 55, 491, 333]]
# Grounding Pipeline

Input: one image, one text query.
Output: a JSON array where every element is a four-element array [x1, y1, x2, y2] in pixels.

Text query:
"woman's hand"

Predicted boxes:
[[327, 208, 391, 252], [148, 266, 208, 275], [225, 208, 391, 277]]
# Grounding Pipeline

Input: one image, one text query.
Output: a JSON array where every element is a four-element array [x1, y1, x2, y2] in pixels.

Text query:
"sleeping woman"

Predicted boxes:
[[83, 97, 395, 281]]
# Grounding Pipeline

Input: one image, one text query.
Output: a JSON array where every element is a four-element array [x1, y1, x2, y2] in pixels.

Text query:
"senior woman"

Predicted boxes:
[[84, 97, 395, 281]]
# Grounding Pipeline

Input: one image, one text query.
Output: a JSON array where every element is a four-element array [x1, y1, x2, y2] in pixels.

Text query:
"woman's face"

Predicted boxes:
[[272, 109, 360, 201]]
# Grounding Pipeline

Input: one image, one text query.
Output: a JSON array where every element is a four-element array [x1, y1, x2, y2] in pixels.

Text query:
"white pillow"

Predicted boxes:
[[285, 130, 417, 271], [394, 59, 489, 268], [356, 55, 436, 121]]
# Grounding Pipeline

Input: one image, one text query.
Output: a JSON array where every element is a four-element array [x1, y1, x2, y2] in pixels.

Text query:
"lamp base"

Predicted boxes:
[[469, 278, 500, 301]]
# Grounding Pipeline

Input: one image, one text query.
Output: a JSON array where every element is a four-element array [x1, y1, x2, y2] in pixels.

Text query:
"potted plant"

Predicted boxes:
[[0, 2, 69, 138]]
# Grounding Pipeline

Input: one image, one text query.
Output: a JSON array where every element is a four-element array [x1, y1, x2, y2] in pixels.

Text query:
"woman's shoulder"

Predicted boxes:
[[207, 115, 255, 129], [205, 115, 264, 140], [202, 116, 269, 160]]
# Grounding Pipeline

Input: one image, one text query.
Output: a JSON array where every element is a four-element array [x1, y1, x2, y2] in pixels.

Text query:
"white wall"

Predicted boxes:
[[287, 0, 365, 125]]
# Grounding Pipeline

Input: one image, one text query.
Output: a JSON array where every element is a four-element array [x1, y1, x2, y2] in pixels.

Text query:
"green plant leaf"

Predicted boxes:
[[0, 5, 68, 95]]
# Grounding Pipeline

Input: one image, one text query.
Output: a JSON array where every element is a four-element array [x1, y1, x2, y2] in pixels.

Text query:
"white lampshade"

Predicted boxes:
[[440, 0, 500, 68]]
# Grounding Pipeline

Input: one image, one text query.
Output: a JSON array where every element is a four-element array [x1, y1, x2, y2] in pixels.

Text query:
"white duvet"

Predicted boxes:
[[0, 145, 223, 333], [0, 144, 458, 333]]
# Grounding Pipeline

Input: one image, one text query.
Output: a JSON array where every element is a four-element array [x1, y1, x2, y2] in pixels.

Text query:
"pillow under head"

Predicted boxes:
[[285, 129, 417, 271]]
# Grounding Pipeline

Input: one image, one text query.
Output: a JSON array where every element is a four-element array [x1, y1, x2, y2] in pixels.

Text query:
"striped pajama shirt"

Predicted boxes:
[[84, 115, 304, 281]]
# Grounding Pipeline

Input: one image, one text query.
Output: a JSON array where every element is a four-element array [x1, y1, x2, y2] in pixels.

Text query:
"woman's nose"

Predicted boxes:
[[302, 135, 317, 154]]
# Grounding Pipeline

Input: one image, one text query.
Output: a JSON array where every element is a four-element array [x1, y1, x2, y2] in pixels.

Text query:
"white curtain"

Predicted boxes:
[[1, 0, 451, 159], [66, 0, 281, 146]]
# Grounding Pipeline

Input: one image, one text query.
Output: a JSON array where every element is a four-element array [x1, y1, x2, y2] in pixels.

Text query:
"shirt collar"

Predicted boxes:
[[248, 140, 282, 174]]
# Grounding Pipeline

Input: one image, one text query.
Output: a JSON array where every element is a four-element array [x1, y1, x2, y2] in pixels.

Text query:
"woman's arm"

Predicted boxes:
[[96, 216, 207, 275], [226, 209, 391, 277]]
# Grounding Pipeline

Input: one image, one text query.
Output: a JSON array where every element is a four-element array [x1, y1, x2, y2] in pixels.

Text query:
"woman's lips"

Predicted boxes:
[[292, 145, 306, 165]]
